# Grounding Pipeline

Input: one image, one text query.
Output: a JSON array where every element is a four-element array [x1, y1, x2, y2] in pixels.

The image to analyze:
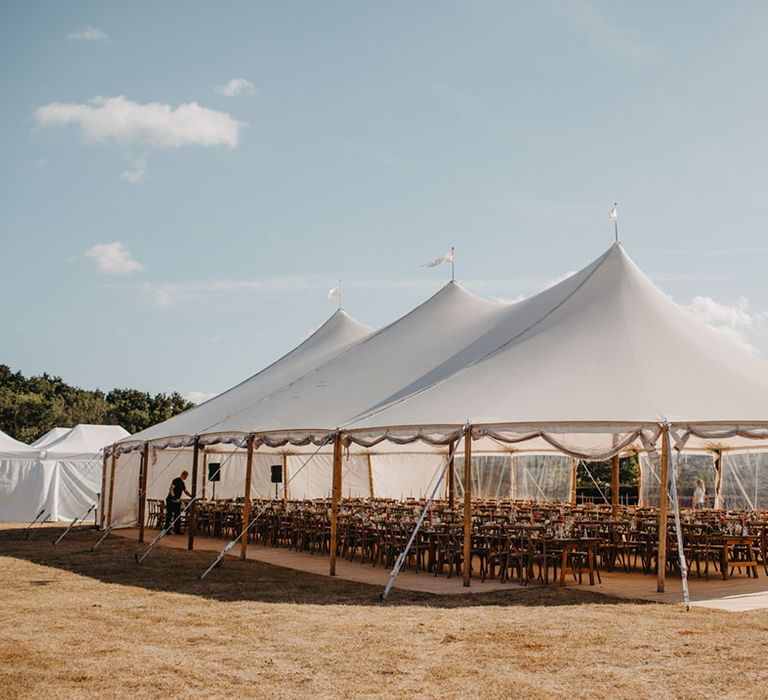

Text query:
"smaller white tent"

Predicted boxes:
[[42, 425, 129, 521], [0, 424, 129, 523], [0, 430, 51, 523]]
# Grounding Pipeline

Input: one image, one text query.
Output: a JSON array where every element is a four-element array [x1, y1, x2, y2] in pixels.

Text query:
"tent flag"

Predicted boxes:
[[421, 249, 454, 268], [327, 280, 342, 309]]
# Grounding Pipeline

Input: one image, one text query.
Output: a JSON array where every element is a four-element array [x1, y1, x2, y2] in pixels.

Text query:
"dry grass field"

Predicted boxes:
[[1, 525, 767, 699]]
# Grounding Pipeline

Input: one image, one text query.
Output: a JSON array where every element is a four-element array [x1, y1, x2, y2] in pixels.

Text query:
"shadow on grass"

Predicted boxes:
[[0, 525, 649, 608]]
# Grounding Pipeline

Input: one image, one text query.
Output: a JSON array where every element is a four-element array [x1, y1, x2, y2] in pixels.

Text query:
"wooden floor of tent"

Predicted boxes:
[[115, 529, 768, 610]]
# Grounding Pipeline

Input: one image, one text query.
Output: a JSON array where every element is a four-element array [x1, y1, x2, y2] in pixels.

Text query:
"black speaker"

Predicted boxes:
[[270, 464, 283, 483], [208, 462, 221, 482]]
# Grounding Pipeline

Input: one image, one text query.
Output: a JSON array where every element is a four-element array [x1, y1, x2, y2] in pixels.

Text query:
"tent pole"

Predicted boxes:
[[282, 454, 289, 508], [330, 433, 342, 576], [657, 426, 669, 593], [240, 434, 255, 560], [187, 438, 200, 550], [367, 454, 375, 498], [138, 442, 149, 544], [715, 449, 723, 509], [637, 453, 643, 506], [201, 450, 208, 501], [448, 441, 456, 508], [107, 451, 117, 527], [612, 454, 620, 517], [99, 451, 108, 528], [462, 427, 473, 587], [570, 458, 578, 505]]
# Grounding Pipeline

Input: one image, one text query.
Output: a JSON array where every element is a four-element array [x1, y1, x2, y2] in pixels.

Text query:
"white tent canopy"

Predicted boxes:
[[114, 243, 768, 459]]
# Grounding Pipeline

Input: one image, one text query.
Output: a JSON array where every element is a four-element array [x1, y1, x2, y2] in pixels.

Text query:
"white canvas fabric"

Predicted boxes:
[[31, 427, 72, 448], [123, 309, 374, 447], [0, 425, 129, 522], [108, 244, 768, 524], [0, 430, 36, 457], [116, 243, 768, 458]]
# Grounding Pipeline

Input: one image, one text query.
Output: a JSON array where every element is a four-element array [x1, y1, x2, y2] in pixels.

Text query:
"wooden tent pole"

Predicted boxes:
[[715, 449, 723, 509], [657, 426, 669, 593], [637, 453, 643, 506], [240, 434, 255, 560], [99, 451, 109, 528], [201, 451, 208, 500], [330, 433, 343, 576], [187, 438, 200, 551], [367, 453, 375, 498], [612, 454, 620, 517], [448, 441, 456, 509], [462, 427, 473, 587], [106, 451, 117, 526], [570, 458, 578, 505], [282, 454, 289, 508], [138, 442, 149, 544]]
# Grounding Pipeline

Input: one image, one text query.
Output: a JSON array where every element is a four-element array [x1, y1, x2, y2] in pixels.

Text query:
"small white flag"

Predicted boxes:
[[608, 205, 618, 221], [421, 249, 455, 268], [327, 287, 340, 300]]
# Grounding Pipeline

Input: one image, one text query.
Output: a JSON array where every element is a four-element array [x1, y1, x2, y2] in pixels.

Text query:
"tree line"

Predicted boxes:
[[0, 364, 194, 443]]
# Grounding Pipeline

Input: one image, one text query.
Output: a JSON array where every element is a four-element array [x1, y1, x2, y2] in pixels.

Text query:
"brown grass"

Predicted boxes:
[[1, 524, 767, 699]]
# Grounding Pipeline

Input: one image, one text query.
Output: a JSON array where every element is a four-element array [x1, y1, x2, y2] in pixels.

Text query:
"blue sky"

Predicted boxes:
[[3, 1, 768, 402]]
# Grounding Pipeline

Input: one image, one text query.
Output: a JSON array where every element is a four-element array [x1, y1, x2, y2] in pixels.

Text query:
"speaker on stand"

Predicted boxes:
[[208, 462, 221, 501], [270, 464, 282, 499]]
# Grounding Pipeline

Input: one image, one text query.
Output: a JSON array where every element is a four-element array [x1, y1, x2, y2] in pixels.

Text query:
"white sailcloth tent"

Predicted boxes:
[[107, 243, 768, 579], [0, 424, 129, 522]]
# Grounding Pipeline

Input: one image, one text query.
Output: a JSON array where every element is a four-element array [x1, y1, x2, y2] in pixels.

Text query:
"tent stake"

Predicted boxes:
[[24, 509, 47, 540], [666, 436, 691, 610], [53, 503, 96, 545], [91, 519, 119, 551], [381, 440, 460, 601], [199, 438, 331, 580], [135, 498, 198, 564]]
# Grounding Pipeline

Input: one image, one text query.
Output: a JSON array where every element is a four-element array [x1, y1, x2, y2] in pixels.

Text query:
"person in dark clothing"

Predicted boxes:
[[164, 470, 191, 533]]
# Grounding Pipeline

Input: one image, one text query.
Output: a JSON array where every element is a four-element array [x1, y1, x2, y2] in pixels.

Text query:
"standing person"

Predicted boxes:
[[692, 479, 707, 510], [165, 471, 192, 533]]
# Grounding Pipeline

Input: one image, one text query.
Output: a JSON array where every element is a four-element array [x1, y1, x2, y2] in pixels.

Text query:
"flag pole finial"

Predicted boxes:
[[451, 246, 455, 282], [609, 202, 619, 243]]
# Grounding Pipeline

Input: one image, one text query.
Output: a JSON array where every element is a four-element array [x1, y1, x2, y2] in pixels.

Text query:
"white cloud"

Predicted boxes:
[[86, 242, 144, 275], [67, 26, 109, 42], [184, 391, 218, 405], [119, 157, 147, 183], [214, 78, 257, 97], [153, 287, 174, 306], [35, 96, 242, 149], [683, 295, 763, 353]]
